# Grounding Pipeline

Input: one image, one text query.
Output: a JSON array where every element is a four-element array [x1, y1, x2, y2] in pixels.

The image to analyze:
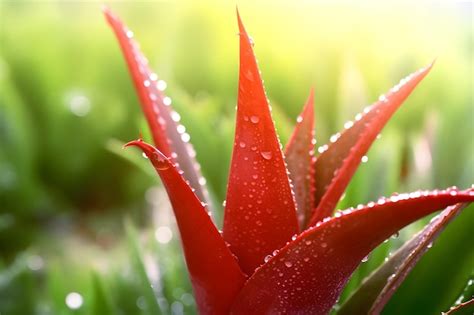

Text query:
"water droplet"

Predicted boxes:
[[163, 96, 172, 106], [143, 80, 151, 87], [181, 133, 191, 143], [157, 80, 167, 91], [264, 255, 272, 263], [361, 156, 369, 163], [284, 261, 293, 268], [305, 240, 312, 245], [155, 226, 173, 244], [296, 115, 303, 123], [66, 93, 91, 117], [330, 133, 340, 143], [261, 151, 272, 160], [317, 145, 328, 154], [126, 30, 134, 38], [303, 257, 310, 262], [361, 255, 369, 263], [321, 242, 327, 248], [65, 292, 83, 310], [244, 70, 254, 81], [177, 124, 186, 134], [155, 160, 170, 171], [27, 255, 44, 271], [249, 36, 255, 47], [250, 115, 260, 124], [239, 141, 246, 148], [171, 111, 181, 122]]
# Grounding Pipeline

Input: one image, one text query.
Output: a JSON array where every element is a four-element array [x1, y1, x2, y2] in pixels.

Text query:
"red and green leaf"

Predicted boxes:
[[444, 299, 474, 315], [125, 139, 246, 315], [338, 202, 468, 315], [310, 63, 433, 225], [231, 189, 473, 314], [222, 11, 299, 275], [284, 89, 316, 228], [103, 7, 211, 208]]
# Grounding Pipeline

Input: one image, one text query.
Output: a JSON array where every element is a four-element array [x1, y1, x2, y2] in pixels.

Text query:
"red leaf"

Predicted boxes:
[[230, 189, 473, 314], [223, 11, 299, 275], [125, 139, 246, 315], [103, 7, 211, 207], [444, 299, 474, 315], [338, 203, 468, 315], [310, 63, 433, 225], [284, 89, 316, 228]]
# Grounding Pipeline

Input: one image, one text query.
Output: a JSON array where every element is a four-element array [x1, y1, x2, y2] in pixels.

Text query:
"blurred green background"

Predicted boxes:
[[0, 0, 472, 314]]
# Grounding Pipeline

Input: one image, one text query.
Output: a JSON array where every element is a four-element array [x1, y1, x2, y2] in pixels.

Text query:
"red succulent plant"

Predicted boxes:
[[104, 7, 473, 315]]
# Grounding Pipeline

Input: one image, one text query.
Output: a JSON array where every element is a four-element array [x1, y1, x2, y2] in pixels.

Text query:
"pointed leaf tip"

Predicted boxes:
[[369, 202, 468, 314], [310, 63, 434, 226], [223, 15, 298, 275], [231, 189, 472, 314], [104, 6, 212, 210], [124, 139, 168, 162], [284, 89, 316, 228], [339, 202, 468, 315], [126, 139, 246, 315]]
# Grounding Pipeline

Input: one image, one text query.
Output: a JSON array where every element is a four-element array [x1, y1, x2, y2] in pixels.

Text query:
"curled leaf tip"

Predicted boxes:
[[123, 139, 143, 149], [123, 139, 168, 163]]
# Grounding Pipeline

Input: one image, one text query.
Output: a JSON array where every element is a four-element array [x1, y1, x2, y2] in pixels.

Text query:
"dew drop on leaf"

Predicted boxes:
[[163, 96, 172, 106], [261, 151, 273, 160], [157, 80, 167, 91], [250, 115, 260, 123]]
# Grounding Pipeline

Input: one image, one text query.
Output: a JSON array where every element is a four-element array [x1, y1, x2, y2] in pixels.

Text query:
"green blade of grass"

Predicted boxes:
[[124, 219, 163, 315]]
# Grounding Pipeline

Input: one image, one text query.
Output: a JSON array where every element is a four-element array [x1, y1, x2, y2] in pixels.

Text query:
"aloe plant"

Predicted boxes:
[[104, 7, 473, 315]]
